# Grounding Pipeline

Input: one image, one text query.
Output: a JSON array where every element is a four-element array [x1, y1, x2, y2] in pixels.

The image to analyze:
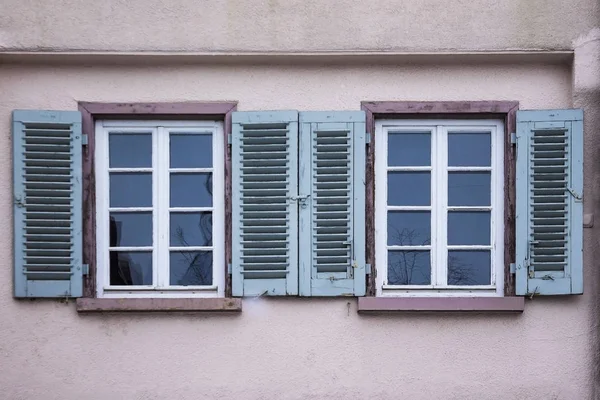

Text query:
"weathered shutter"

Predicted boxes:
[[298, 111, 366, 296], [515, 109, 583, 295], [231, 111, 299, 296], [13, 110, 83, 298]]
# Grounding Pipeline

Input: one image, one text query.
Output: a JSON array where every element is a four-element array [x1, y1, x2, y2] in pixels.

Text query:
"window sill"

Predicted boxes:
[[76, 298, 242, 313], [357, 296, 524, 313]]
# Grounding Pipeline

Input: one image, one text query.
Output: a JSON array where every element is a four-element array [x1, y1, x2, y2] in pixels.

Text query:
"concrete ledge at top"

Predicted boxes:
[[358, 297, 524, 313], [76, 298, 242, 313]]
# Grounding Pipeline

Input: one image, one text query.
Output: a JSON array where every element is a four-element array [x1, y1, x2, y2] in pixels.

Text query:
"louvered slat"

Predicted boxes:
[[312, 129, 352, 277], [529, 129, 568, 273], [232, 112, 299, 296], [13, 110, 83, 298]]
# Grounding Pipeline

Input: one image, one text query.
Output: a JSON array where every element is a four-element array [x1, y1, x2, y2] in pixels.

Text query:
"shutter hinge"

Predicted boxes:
[[227, 263, 232, 274], [365, 263, 372, 275], [365, 132, 371, 145], [82, 264, 89, 276], [227, 133, 232, 145], [82, 134, 89, 146], [509, 263, 516, 274], [510, 132, 516, 145]]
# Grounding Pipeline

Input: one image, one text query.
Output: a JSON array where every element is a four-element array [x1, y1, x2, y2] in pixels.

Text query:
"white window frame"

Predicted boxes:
[[95, 120, 225, 298], [375, 119, 504, 297]]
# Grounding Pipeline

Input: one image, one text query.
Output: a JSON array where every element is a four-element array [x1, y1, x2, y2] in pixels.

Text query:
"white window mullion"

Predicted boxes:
[[492, 125, 505, 294], [430, 126, 438, 287], [375, 124, 388, 293], [156, 127, 169, 288], [213, 123, 225, 297], [436, 126, 449, 287]]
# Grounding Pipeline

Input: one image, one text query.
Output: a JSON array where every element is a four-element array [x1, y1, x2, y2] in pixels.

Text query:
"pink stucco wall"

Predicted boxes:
[[0, 61, 598, 399]]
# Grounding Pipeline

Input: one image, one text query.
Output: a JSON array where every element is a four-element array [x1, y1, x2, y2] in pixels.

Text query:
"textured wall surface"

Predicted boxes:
[[0, 0, 598, 52], [0, 63, 597, 400]]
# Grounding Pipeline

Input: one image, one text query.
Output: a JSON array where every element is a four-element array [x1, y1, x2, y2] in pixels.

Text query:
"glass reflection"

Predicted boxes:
[[448, 172, 490, 206], [110, 173, 152, 208], [388, 132, 431, 166], [387, 211, 430, 246], [388, 172, 430, 206], [388, 250, 431, 285], [170, 173, 213, 207], [170, 212, 212, 247], [448, 212, 490, 245], [448, 251, 491, 285], [109, 133, 152, 168], [110, 212, 152, 247], [109, 251, 152, 285], [170, 251, 213, 285], [170, 134, 212, 168], [448, 132, 491, 167]]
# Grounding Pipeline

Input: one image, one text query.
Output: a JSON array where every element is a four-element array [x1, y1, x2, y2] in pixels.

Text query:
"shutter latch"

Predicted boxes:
[[290, 194, 310, 208], [567, 188, 583, 201]]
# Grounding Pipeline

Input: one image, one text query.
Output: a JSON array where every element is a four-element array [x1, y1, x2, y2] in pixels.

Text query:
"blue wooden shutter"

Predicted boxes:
[[298, 111, 366, 296], [516, 109, 583, 295], [13, 110, 83, 298], [231, 111, 299, 296]]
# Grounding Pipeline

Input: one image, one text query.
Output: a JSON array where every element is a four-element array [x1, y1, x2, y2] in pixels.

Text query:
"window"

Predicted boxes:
[[375, 120, 505, 297], [95, 120, 225, 298]]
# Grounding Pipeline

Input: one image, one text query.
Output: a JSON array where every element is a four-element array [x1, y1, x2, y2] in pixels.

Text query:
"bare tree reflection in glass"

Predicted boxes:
[[387, 226, 430, 285], [172, 173, 213, 285], [447, 253, 477, 285]]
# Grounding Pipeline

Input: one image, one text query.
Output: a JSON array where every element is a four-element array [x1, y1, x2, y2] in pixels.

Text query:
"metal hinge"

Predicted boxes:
[[227, 263, 232, 274], [509, 263, 516, 274], [82, 134, 89, 146], [227, 133, 232, 145], [82, 264, 89, 276], [365, 263, 372, 275], [510, 132, 516, 145], [366, 132, 371, 145]]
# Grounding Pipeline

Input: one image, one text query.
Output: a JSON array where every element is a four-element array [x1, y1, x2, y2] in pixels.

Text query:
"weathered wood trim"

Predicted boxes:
[[358, 296, 524, 313], [361, 101, 519, 115], [360, 101, 519, 297], [76, 298, 242, 313], [224, 105, 236, 298], [504, 104, 518, 296], [78, 101, 238, 298], [79, 104, 96, 298], [79, 102, 238, 116], [362, 104, 376, 296]]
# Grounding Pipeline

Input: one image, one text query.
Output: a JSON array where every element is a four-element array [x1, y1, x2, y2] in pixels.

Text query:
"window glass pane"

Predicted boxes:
[[170, 134, 212, 169], [448, 132, 491, 167], [109, 133, 152, 168], [110, 212, 152, 247], [170, 173, 213, 207], [387, 211, 430, 246], [448, 251, 491, 285], [388, 132, 430, 166], [170, 212, 212, 247], [448, 172, 490, 206], [170, 251, 213, 285], [388, 250, 430, 285], [448, 212, 490, 245], [388, 172, 430, 206], [109, 251, 152, 285], [110, 173, 152, 207]]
